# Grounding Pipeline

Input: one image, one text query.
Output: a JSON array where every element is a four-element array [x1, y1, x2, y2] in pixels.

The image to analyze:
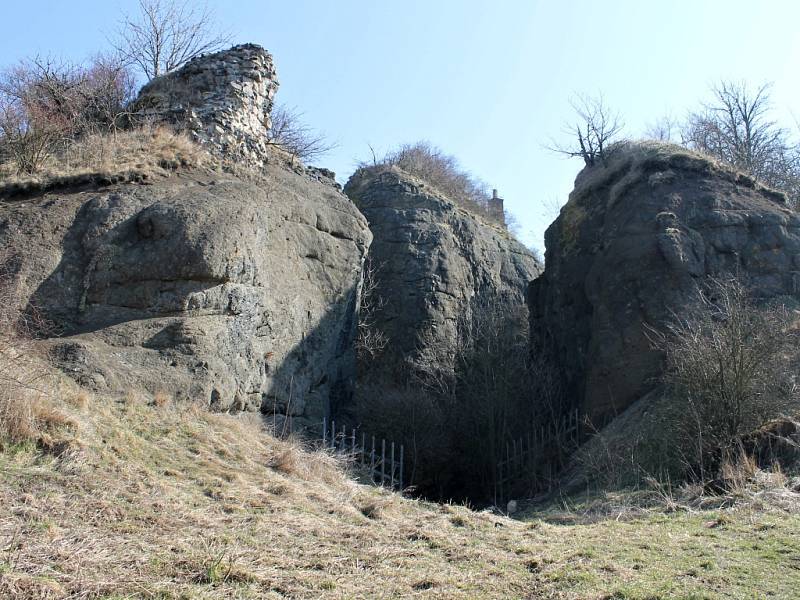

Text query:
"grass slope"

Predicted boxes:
[[1, 386, 798, 599]]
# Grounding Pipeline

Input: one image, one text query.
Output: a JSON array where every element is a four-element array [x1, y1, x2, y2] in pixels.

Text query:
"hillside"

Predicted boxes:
[[2, 374, 799, 599]]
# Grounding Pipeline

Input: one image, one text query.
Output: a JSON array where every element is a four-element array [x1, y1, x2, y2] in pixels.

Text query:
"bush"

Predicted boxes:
[[357, 300, 538, 501], [654, 278, 800, 481], [266, 104, 335, 162], [0, 56, 136, 174]]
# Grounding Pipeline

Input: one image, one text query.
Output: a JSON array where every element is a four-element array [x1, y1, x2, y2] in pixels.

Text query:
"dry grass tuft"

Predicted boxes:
[[269, 437, 343, 484], [0, 125, 211, 197], [152, 390, 171, 408]]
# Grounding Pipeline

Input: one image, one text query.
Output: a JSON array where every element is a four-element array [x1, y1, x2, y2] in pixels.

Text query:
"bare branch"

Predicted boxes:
[[549, 94, 624, 166], [266, 104, 336, 162], [113, 0, 231, 80]]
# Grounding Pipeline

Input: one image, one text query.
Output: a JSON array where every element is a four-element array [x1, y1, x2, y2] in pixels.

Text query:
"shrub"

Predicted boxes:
[[357, 300, 538, 501], [266, 104, 335, 162], [654, 277, 800, 481], [0, 56, 136, 175]]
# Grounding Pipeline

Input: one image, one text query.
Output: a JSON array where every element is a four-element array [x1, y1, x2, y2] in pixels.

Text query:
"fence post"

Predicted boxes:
[[341, 425, 346, 452], [361, 432, 366, 466], [390, 442, 395, 488], [331, 420, 336, 450], [371, 436, 376, 483], [399, 445, 404, 492], [322, 417, 327, 448], [351, 428, 357, 458], [381, 439, 386, 485]]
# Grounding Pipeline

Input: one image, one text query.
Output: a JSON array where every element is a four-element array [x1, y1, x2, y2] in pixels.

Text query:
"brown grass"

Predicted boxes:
[[152, 390, 171, 408], [0, 125, 211, 197], [1, 373, 798, 598]]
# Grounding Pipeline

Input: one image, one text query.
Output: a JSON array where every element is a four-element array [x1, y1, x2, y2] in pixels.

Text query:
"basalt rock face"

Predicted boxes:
[[135, 44, 279, 166], [345, 166, 542, 375], [529, 142, 800, 426], [0, 167, 370, 425]]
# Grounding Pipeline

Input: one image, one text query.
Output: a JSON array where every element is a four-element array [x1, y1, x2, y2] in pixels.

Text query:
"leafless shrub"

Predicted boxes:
[[0, 56, 137, 175], [0, 100, 62, 175], [652, 277, 800, 481], [356, 257, 388, 361], [550, 94, 624, 166], [266, 104, 336, 163], [363, 142, 506, 225], [364, 300, 537, 500], [643, 115, 679, 142], [113, 0, 231, 81]]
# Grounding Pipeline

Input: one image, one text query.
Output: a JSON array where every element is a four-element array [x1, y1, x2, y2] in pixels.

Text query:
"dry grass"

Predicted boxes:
[[0, 125, 211, 197], [0, 309, 75, 452], [1, 375, 798, 598], [152, 390, 171, 408]]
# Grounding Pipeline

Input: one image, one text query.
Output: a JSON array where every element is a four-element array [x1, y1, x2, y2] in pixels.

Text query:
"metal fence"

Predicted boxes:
[[494, 408, 581, 505], [322, 418, 404, 491]]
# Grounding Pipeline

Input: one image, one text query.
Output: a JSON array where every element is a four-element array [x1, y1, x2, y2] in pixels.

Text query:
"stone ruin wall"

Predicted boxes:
[[135, 43, 280, 166]]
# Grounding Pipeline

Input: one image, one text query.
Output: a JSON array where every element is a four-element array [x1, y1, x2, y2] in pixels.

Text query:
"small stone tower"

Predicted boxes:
[[488, 188, 506, 227]]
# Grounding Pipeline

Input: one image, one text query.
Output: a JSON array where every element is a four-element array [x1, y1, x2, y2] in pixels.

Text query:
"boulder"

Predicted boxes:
[[529, 141, 800, 426]]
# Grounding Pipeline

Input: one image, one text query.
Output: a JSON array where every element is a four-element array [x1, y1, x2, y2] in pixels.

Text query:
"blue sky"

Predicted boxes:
[[2, 1, 799, 250]]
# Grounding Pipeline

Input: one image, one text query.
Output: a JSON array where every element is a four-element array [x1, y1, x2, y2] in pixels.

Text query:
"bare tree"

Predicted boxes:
[[114, 0, 231, 81], [644, 115, 678, 142], [683, 81, 800, 206], [551, 94, 624, 166], [267, 104, 336, 162]]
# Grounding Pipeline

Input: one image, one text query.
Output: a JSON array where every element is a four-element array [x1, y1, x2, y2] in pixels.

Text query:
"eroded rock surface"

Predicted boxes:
[[529, 142, 800, 426], [346, 166, 541, 373], [0, 167, 370, 424], [0, 43, 371, 426]]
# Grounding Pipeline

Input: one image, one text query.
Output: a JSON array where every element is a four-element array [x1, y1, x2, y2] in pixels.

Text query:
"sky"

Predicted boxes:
[[2, 0, 799, 250]]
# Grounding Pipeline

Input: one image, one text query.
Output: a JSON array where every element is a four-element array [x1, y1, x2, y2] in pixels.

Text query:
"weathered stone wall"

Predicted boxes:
[[135, 43, 279, 166], [529, 141, 800, 426]]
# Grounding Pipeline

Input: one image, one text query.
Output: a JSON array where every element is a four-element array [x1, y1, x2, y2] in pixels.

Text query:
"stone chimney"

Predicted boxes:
[[488, 188, 506, 227], [134, 43, 279, 166]]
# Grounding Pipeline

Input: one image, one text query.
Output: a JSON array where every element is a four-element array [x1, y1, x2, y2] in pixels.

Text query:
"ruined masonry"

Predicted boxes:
[[135, 43, 280, 165]]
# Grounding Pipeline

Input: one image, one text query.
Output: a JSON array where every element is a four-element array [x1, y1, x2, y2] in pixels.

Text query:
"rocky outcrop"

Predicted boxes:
[[135, 44, 279, 166], [529, 141, 800, 426], [0, 44, 371, 428], [0, 166, 370, 425], [345, 166, 541, 374]]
